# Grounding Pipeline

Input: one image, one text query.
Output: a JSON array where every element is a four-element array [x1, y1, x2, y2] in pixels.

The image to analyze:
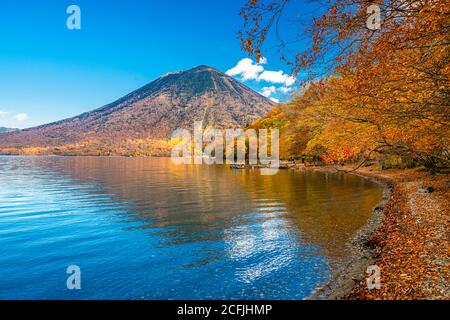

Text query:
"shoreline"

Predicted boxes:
[[300, 165, 449, 300], [303, 166, 393, 300]]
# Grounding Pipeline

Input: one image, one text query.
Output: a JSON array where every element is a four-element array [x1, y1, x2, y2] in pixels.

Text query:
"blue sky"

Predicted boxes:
[[0, 0, 318, 129]]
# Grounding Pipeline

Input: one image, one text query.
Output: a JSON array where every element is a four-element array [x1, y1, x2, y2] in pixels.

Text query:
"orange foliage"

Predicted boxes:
[[242, 0, 449, 169]]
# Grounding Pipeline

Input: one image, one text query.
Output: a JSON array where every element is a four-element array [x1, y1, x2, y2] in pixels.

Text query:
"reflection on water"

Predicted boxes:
[[0, 156, 383, 299]]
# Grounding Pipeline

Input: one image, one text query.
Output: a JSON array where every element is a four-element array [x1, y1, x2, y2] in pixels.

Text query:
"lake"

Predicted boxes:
[[0, 156, 383, 299]]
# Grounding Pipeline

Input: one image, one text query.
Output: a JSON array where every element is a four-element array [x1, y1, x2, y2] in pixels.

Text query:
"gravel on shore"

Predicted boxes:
[[299, 165, 449, 300]]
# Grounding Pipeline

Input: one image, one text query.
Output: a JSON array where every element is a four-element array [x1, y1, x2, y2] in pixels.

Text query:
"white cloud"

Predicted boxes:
[[227, 58, 296, 86], [14, 113, 29, 122], [258, 57, 268, 65], [260, 85, 295, 102], [227, 58, 297, 102], [258, 70, 296, 86], [226, 58, 264, 81], [260, 86, 277, 98], [0, 111, 11, 118], [278, 86, 294, 94]]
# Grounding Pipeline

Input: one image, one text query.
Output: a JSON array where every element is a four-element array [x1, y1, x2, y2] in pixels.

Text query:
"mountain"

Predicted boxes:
[[0, 127, 18, 133], [0, 65, 275, 156]]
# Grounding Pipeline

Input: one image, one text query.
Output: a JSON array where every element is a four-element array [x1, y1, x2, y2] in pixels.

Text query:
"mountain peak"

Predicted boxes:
[[0, 66, 275, 155], [135, 64, 259, 98], [189, 65, 218, 72]]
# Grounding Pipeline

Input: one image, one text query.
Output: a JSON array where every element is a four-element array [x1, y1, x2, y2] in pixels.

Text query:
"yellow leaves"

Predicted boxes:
[[241, 0, 449, 167]]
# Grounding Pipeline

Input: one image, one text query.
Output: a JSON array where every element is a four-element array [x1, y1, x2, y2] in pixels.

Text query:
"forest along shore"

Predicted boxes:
[[295, 165, 449, 300]]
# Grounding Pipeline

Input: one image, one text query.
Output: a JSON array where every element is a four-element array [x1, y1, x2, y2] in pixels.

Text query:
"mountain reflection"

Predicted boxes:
[[0, 156, 383, 299], [22, 157, 382, 264]]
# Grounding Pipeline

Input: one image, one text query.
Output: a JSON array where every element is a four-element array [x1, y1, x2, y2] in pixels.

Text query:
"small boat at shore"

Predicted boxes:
[[229, 163, 246, 169], [229, 161, 296, 170]]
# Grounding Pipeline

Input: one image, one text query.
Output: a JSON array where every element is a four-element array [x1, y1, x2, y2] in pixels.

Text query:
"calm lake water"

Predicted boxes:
[[0, 156, 383, 299]]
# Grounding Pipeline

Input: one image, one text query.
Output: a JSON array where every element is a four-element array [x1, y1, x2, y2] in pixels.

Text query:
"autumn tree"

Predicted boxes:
[[241, 0, 450, 170]]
